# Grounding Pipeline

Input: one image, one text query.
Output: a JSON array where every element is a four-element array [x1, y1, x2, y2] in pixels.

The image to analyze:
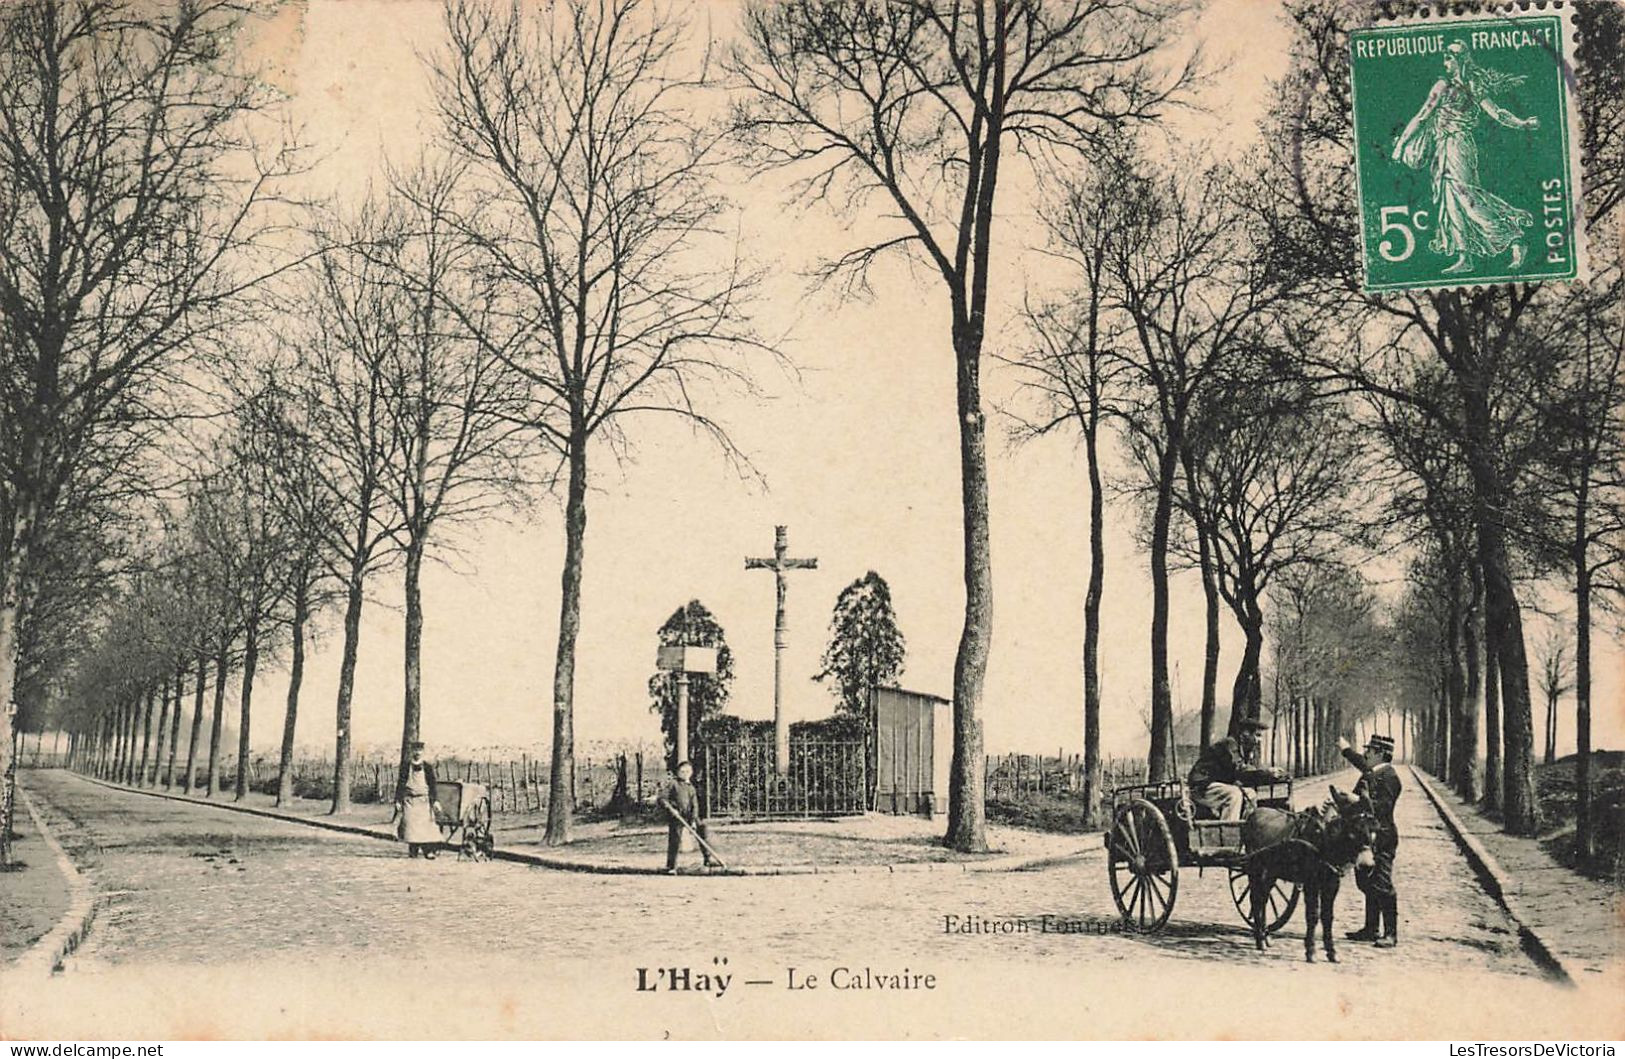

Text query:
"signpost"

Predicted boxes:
[[655, 644, 717, 765]]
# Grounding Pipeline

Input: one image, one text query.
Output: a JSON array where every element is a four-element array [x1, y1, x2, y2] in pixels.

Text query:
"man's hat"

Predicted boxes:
[[409, 740, 426, 751], [1238, 718, 1271, 733], [1366, 733, 1395, 754]]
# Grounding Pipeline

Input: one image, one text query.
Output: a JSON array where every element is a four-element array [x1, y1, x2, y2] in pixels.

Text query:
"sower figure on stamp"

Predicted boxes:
[[661, 760, 716, 873], [1391, 40, 1540, 276], [1340, 733, 1403, 947], [1187, 718, 1284, 821]]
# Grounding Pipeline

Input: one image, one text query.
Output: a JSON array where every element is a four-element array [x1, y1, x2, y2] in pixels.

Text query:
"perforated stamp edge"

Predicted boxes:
[[1346, 2, 1589, 294]]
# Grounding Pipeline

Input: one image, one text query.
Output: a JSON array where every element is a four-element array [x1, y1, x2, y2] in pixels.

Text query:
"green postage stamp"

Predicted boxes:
[[1349, 9, 1583, 292]]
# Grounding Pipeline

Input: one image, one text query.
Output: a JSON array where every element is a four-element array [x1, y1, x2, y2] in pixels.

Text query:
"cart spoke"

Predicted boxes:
[[1125, 810, 1143, 857], [1145, 872, 1168, 912]]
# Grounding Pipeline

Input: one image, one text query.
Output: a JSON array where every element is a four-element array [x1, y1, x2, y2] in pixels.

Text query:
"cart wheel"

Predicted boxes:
[[1229, 866, 1300, 935], [1107, 798, 1178, 933]]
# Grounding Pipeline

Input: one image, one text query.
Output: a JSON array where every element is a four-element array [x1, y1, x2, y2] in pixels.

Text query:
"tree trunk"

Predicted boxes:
[[1196, 522, 1221, 747], [1436, 674, 1450, 777], [277, 580, 310, 807], [235, 621, 259, 801], [544, 440, 589, 846], [1178, 431, 1217, 747], [1543, 689, 1558, 765], [1460, 379, 1537, 834], [1082, 421, 1104, 828], [112, 705, 123, 782], [1483, 619, 1502, 812], [151, 675, 171, 788], [207, 645, 229, 798], [1311, 697, 1323, 773], [1469, 565, 1488, 805], [946, 320, 991, 852], [0, 498, 34, 865], [111, 701, 126, 783], [397, 537, 426, 800], [1146, 443, 1180, 783], [1575, 557, 1593, 858], [1297, 694, 1306, 776], [139, 685, 154, 784], [330, 566, 367, 814], [123, 697, 139, 784], [1445, 580, 1474, 799], [166, 666, 185, 788], [185, 654, 207, 794], [1231, 610, 1264, 726]]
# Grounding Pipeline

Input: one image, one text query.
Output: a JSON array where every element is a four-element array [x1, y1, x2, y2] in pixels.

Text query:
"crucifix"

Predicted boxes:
[[746, 525, 818, 775]]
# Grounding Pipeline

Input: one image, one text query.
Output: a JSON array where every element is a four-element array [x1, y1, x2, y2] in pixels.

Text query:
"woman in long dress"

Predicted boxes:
[[1391, 41, 1540, 275], [397, 742, 443, 859]]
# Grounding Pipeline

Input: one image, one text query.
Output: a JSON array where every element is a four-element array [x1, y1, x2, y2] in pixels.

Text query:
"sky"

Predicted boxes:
[[216, 0, 1623, 765]]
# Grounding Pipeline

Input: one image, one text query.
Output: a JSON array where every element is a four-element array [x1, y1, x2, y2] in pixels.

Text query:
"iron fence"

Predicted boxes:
[[700, 739, 865, 818]]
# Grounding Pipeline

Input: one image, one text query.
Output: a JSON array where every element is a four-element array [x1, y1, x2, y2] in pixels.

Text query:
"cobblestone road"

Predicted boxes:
[[7, 768, 1612, 1040]]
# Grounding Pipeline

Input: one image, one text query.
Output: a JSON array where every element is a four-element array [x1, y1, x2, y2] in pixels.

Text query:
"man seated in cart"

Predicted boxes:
[[1187, 718, 1286, 821]]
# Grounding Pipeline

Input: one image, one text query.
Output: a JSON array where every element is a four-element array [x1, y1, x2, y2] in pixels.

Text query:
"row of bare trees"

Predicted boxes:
[[1005, 0, 1623, 862], [1268, 0, 1625, 855], [7, 0, 1622, 864], [6, 0, 765, 852], [69, 0, 1206, 858]]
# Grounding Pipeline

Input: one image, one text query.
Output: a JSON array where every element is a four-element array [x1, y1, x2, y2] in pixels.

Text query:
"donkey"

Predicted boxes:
[[1240, 787, 1378, 963]]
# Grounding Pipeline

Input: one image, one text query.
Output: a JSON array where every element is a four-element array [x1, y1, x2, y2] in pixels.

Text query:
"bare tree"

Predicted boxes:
[[1100, 154, 1291, 781], [1534, 625, 1573, 767], [287, 202, 411, 814], [1265, 0, 1625, 836], [431, 0, 764, 845], [1183, 362, 1368, 737], [730, 0, 1196, 847], [1367, 378, 1486, 802], [1009, 150, 1140, 825], [236, 374, 343, 807], [0, 0, 299, 853], [1268, 564, 1384, 775], [374, 162, 528, 796], [1527, 239, 1625, 857]]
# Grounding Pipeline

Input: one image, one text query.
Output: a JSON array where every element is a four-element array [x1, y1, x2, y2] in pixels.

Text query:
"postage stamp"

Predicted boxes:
[[1349, 8, 1583, 292]]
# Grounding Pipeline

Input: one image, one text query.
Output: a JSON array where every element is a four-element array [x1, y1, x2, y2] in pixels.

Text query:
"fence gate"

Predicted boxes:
[[700, 740, 866, 818]]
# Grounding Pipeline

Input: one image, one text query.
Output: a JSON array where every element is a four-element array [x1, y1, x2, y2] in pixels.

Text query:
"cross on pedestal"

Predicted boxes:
[[745, 525, 817, 775]]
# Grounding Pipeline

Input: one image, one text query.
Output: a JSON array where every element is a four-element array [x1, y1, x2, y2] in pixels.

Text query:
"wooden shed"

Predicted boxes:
[[872, 686, 952, 815]]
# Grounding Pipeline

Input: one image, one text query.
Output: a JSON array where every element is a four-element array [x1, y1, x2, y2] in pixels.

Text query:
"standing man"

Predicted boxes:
[[1341, 732, 1403, 947], [661, 760, 716, 873], [396, 741, 443, 860], [1187, 718, 1283, 821]]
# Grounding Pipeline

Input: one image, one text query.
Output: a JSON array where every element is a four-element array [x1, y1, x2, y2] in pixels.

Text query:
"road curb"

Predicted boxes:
[[70, 772, 1094, 876], [1409, 766, 1576, 987], [78, 773, 400, 842], [7, 783, 97, 977]]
